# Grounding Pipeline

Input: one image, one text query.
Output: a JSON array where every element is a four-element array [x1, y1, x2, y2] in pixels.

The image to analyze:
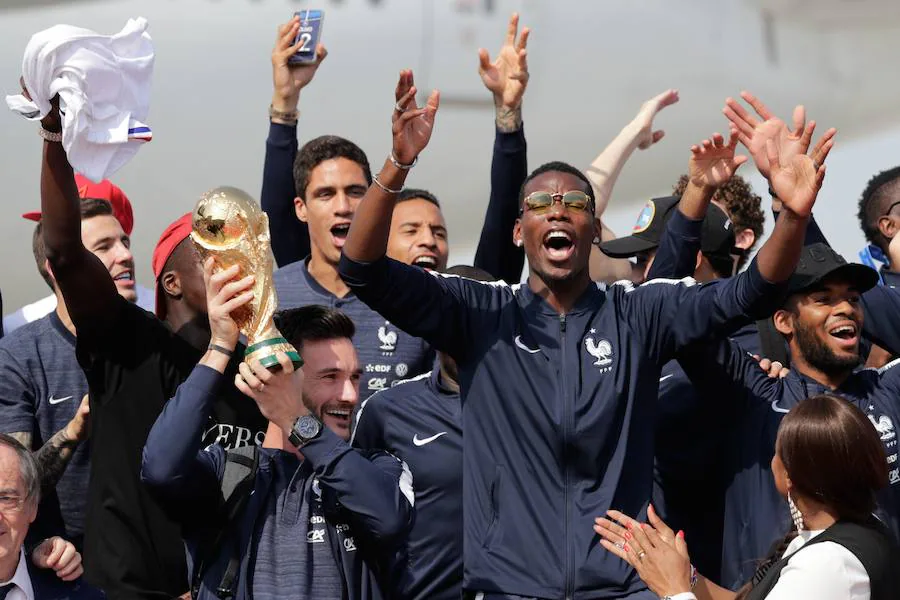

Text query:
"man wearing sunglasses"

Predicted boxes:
[[339, 70, 823, 598]]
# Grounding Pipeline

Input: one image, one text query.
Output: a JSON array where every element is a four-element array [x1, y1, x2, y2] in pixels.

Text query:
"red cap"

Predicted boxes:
[[23, 174, 134, 235], [152, 212, 193, 319]]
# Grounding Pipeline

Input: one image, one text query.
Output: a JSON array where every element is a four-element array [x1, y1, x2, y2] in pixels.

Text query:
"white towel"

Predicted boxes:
[[6, 18, 154, 182]]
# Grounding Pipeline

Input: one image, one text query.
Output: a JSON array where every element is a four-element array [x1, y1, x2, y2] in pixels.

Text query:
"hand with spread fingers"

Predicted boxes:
[[594, 504, 692, 598], [633, 89, 680, 151], [32, 536, 83, 582], [235, 352, 304, 434], [271, 16, 328, 116], [765, 137, 826, 219], [688, 129, 748, 189], [478, 12, 530, 112], [391, 69, 440, 166], [723, 91, 836, 182]]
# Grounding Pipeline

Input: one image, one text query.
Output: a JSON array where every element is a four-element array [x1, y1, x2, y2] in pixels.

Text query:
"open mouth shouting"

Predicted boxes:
[[330, 222, 351, 248], [542, 229, 576, 263], [411, 254, 439, 270], [827, 320, 859, 350]]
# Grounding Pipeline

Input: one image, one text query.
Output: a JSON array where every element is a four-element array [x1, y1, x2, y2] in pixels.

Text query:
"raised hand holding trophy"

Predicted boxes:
[[191, 186, 302, 370]]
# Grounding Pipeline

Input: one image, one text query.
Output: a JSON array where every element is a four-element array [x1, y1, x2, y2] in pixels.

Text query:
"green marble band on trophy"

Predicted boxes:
[[191, 186, 303, 370]]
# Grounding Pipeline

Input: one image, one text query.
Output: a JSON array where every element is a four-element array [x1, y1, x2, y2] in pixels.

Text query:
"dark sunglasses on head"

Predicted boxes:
[[520, 191, 594, 216]]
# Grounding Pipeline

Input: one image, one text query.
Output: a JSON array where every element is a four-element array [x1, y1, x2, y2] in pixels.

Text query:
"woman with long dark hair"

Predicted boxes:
[[594, 394, 900, 599]]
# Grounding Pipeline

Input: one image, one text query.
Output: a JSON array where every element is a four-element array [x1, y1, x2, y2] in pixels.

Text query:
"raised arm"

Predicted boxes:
[[141, 260, 254, 502], [27, 86, 119, 334], [473, 12, 530, 282], [648, 129, 747, 280], [33, 395, 89, 495], [587, 89, 679, 282], [260, 17, 327, 267]]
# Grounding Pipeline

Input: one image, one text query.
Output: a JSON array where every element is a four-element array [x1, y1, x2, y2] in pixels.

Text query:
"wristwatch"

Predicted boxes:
[[288, 414, 322, 448]]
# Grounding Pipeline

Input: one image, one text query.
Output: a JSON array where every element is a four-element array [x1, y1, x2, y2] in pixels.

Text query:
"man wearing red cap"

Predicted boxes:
[[31, 101, 266, 599], [3, 174, 155, 334]]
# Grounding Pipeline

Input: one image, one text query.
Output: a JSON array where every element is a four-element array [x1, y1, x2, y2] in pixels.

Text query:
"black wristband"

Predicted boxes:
[[208, 343, 234, 358]]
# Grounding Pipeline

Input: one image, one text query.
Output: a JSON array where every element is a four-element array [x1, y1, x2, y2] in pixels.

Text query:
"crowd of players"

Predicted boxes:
[[1, 11, 900, 600]]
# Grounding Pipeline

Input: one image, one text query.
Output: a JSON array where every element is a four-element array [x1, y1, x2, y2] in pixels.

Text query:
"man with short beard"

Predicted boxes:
[[674, 242, 900, 589]]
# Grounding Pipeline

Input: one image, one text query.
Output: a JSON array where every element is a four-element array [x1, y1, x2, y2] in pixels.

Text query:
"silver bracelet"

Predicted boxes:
[[390, 152, 417, 170], [38, 127, 62, 143], [373, 174, 403, 195]]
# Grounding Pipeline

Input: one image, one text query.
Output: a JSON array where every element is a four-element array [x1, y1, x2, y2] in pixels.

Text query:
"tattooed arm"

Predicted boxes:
[[33, 395, 89, 494]]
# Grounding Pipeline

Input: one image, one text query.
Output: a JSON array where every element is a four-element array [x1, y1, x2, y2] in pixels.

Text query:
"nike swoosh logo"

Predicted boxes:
[[413, 432, 448, 446], [514, 335, 540, 354], [659, 374, 674, 383], [48, 395, 73, 405], [771, 399, 791, 414]]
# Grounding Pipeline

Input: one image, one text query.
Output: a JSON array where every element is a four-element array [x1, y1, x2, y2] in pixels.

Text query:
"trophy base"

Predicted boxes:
[[245, 337, 304, 371]]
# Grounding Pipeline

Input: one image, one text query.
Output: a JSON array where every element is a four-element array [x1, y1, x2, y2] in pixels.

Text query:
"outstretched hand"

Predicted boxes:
[[688, 129, 747, 188], [632, 89, 679, 150], [723, 91, 835, 181], [392, 69, 440, 165], [478, 12, 530, 109], [766, 138, 826, 218]]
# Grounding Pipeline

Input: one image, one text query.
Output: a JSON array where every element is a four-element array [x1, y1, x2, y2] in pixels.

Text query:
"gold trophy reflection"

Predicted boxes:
[[191, 186, 303, 370]]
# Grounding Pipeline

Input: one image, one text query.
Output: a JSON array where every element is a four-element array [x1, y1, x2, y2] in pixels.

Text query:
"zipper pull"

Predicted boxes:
[[560, 313, 567, 333]]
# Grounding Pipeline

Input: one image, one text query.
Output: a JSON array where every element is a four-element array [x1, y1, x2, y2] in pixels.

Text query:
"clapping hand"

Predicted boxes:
[[688, 129, 747, 189], [478, 12, 530, 110], [392, 70, 440, 166], [594, 504, 692, 598]]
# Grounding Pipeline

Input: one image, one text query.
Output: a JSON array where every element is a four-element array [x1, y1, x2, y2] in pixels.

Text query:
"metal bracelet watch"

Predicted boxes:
[[287, 413, 323, 448]]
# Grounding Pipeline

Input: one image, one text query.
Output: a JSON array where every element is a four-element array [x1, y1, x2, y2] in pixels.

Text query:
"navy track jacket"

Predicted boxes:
[[339, 253, 787, 599]]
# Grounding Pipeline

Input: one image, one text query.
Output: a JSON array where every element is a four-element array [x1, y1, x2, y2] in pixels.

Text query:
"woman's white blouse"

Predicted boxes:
[[765, 529, 870, 600]]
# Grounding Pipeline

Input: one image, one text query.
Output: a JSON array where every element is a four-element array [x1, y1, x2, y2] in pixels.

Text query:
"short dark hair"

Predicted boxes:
[[778, 393, 888, 522], [33, 198, 115, 291], [293, 135, 372, 199], [519, 162, 594, 212], [673, 173, 763, 271], [397, 188, 440, 208], [275, 305, 356, 350], [0, 433, 41, 507], [857, 166, 900, 250]]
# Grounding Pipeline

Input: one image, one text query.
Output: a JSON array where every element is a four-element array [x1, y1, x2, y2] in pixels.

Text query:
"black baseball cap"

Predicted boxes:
[[786, 243, 879, 295], [599, 196, 741, 262]]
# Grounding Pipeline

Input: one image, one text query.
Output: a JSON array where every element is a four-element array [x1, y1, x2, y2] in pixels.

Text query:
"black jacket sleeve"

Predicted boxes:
[[261, 122, 309, 267], [474, 126, 527, 283]]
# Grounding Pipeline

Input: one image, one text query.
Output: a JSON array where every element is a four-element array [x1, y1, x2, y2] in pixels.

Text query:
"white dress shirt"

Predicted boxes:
[[0, 548, 35, 600]]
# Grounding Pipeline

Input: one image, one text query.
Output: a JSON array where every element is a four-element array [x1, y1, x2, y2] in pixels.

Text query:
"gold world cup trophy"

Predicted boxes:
[[191, 186, 303, 370]]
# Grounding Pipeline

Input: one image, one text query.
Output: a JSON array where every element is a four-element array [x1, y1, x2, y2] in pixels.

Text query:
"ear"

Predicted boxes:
[[694, 250, 703, 274], [734, 228, 755, 252], [773, 309, 794, 336], [44, 259, 58, 288], [161, 271, 183, 300], [593, 217, 603, 245], [295, 197, 309, 224], [512, 219, 523, 248], [878, 215, 898, 240]]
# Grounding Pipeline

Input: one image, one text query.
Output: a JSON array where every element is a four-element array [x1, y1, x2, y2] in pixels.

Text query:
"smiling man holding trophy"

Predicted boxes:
[[191, 186, 303, 370]]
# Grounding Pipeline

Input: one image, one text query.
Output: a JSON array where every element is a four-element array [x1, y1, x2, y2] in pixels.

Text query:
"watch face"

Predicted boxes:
[[297, 415, 321, 439]]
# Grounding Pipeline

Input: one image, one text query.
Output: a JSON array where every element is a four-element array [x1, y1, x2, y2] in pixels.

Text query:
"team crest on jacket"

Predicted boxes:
[[585, 330, 613, 371], [378, 322, 398, 353]]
